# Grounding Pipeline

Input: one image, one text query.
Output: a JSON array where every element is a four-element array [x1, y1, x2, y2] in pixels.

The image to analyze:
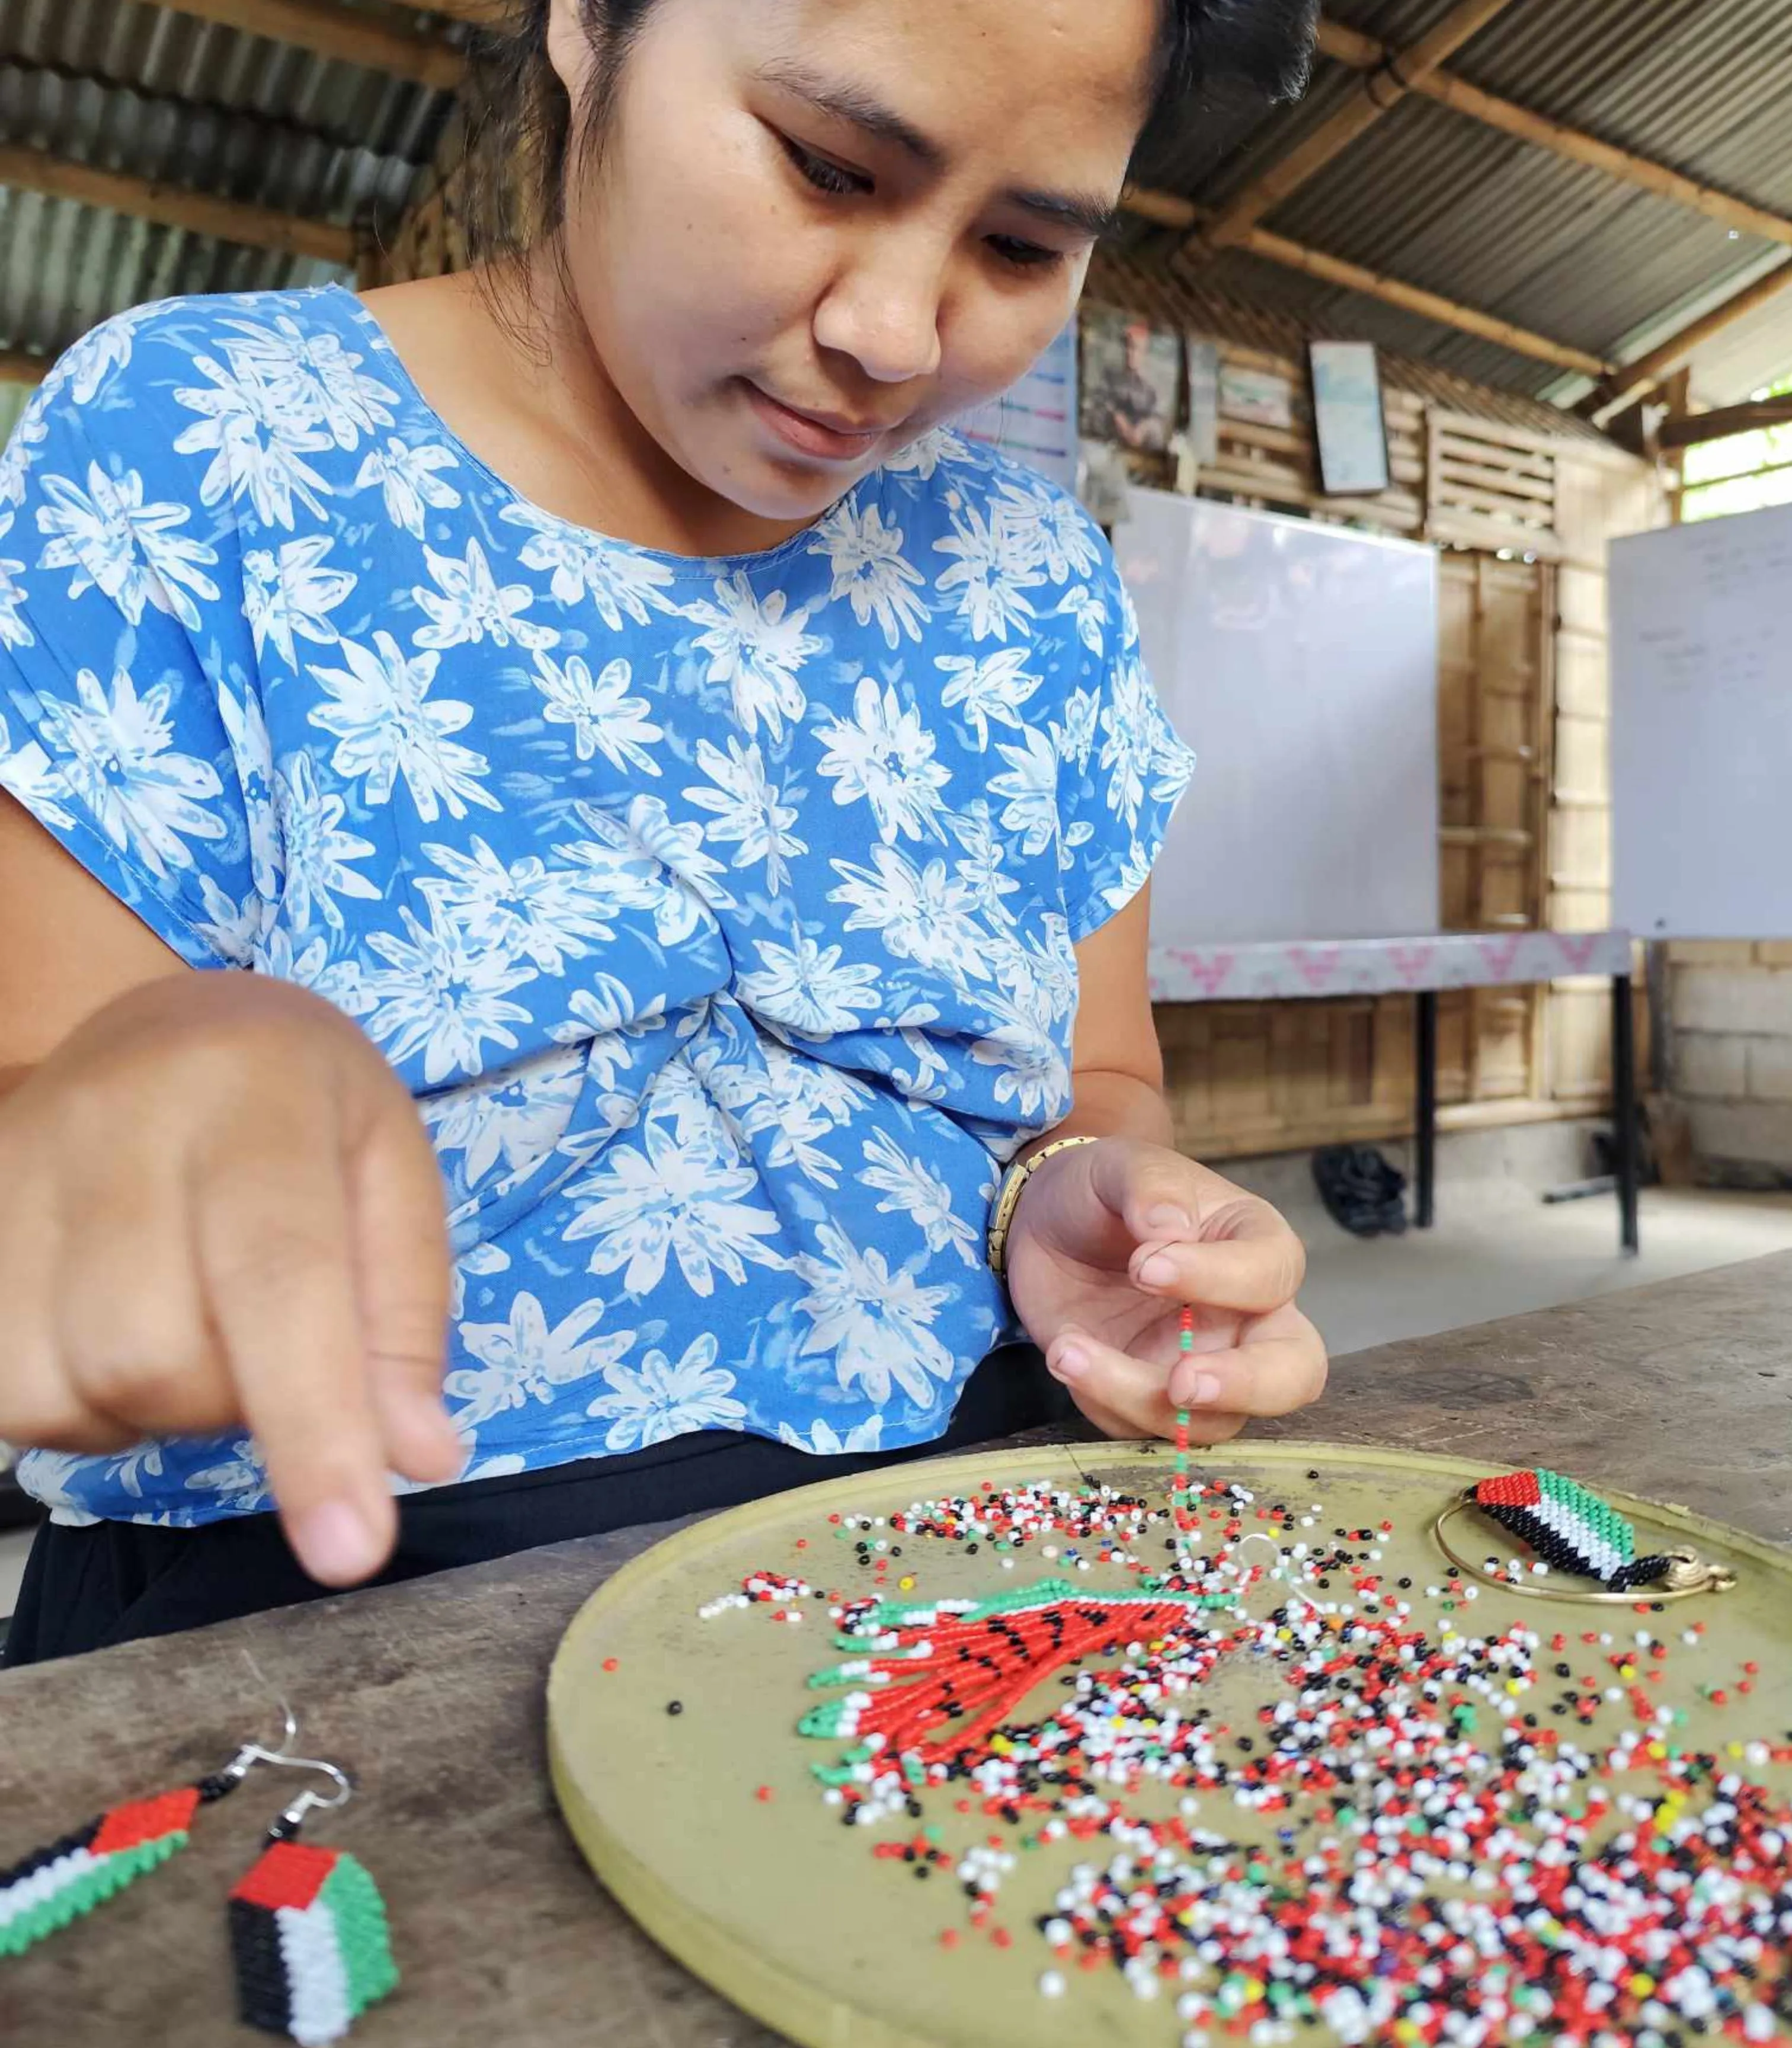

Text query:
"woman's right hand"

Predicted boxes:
[[0, 973, 464, 1585]]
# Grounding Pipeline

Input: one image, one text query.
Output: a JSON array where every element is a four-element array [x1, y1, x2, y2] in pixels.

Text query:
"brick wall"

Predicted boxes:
[[1667, 942, 1792, 1181]]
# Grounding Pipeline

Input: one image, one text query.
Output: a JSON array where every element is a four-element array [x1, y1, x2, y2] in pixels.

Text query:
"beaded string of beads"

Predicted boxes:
[[1172, 1304, 1196, 1533]]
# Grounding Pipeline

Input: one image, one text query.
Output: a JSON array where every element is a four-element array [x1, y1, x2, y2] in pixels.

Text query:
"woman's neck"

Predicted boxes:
[[357, 260, 816, 559]]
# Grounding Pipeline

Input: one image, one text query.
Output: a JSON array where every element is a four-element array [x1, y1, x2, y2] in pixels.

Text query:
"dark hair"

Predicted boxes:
[[460, 0, 1317, 268]]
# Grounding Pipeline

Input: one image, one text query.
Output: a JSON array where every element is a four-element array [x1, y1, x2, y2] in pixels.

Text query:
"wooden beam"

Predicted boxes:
[[0, 348, 47, 386], [1124, 183, 1607, 376], [1239, 227, 1609, 376], [1191, 0, 1520, 255], [1588, 256, 1792, 414], [146, 0, 463, 91], [1658, 395, 1792, 450], [1314, 18, 1792, 250], [0, 145, 357, 264]]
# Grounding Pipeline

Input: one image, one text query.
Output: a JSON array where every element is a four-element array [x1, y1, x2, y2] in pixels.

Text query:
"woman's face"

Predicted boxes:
[[546, 0, 1159, 527]]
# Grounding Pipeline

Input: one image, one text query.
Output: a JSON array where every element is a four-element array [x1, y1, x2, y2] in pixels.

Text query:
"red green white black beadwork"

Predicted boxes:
[[229, 1838, 398, 2047], [0, 1786, 206, 1959], [1470, 1467, 1676, 1591]]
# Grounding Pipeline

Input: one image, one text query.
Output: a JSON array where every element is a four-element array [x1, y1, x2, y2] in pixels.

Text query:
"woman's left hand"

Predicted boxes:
[[1003, 1137, 1327, 1444]]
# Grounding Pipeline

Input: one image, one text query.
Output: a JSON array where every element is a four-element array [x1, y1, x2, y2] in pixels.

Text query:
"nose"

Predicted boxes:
[[812, 234, 946, 386]]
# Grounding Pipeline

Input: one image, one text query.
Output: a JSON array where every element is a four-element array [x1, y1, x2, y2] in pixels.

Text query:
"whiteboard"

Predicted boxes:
[[1113, 489, 1440, 945], [1610, 503, 1792, 940]]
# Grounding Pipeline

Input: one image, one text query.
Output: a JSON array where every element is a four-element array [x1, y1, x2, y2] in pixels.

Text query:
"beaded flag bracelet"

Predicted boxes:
[[1436, 1465, 1737, 1602]]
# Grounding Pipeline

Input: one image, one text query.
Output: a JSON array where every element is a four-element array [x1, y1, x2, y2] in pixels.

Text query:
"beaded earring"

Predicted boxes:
[[228, 1761, 398, 2047], [0, 1726, 279, 1959], [1435, 1465, 1738, 1602]]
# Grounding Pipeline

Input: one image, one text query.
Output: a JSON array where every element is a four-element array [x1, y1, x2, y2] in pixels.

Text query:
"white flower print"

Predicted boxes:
[[1098, 653, 1159, 832], [562, 1117, 785, 1298], [811, 500, 929, 647], [417, 835, 622, 973], [353, 436, 460, 538], [173, 349, 333, 529], [565, 795, 733, 947], [737, 933, 882, 1037], [412, 537, 557, 652], [243, 536, 354, 667], [777, 1414, 884, 1455], [361, 900, 539, 1084], [587, 1333, 747, 1451], [216, 680, 283, 904], [793, 1222, 954, 1407], [309, 631, 499, 822], [1055, 584, 1108, 657], [46, 303, 160, 406], [215, 314, 396, 449], [971, 985, 1070, 1124], [0, 513, 30, 648], [994, 475, 1102, 584], [184, 1439, 271, 1512], [533, 651, 663, 775], [988, 724, 1060, 857], [33, 666, 225, 879], [0, 719, 76, 833], [499, 502, 677, 625], [548, 974, 658, 1093], [947, 801, 1023, 923], [828, 845, 987, 980], [935, 645, 1042, 750], [859, 1129, 981, 1267], [449, 1291, 636, 1431], [683, 572, 822, 743], [683, 737, 805, 889], [933, 497, 1042, 641], [0, 405, 46, 510], [274, 750, 380, 932], [253, 925, 375, 1018], [36, 462, 220, 632], [1053, 683, 1101, 775], [814, 674, 952, 844]]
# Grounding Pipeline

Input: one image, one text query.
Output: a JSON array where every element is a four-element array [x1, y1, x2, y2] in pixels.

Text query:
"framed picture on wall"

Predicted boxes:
[[1309, 340, 1391, 495], [1079, 307, 1183, 455]]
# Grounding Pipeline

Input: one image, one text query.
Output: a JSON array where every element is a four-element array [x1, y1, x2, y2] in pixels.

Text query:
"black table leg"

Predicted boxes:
[[1612, 971, 1641, 1256], [1416, 990, 1438, 1230]]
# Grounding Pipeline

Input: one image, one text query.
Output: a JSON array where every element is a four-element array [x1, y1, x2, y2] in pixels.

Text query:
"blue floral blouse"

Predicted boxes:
[[0, 286, 1194, 1528]]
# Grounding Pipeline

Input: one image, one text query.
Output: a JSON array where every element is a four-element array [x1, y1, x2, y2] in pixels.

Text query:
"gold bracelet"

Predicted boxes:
[[986, 1134, 1100, 1282]]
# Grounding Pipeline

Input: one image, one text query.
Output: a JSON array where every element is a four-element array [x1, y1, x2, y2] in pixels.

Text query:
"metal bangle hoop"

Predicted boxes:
[[1431, 1497, 1737, 1604]]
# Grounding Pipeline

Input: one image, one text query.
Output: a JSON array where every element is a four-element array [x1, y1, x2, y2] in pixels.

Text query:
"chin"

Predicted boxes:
[[700, 447, 873, 526]]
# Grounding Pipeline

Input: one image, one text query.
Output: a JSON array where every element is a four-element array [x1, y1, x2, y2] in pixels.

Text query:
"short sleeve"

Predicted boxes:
[[0, 312, 266, 969], [1057, 545, 1196, 943]]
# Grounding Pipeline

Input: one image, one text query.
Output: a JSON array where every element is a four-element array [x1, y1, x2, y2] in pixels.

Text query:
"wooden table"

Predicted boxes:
[[5, 1252, 1790, 2046]]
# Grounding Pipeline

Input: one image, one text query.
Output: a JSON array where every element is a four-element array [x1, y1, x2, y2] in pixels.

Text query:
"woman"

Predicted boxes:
[[0, 0, 1325, 1664]]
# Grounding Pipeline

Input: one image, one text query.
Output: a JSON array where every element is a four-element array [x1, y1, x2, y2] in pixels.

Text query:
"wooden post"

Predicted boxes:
[[1586, 257, 1792, 417]]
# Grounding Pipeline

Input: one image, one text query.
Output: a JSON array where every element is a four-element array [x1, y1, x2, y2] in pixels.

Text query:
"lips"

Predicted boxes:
[[745, 382, 903, 462]]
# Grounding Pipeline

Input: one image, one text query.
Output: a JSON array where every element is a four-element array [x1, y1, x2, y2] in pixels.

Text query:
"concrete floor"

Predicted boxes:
[[5, 1166, 1791, 1631]]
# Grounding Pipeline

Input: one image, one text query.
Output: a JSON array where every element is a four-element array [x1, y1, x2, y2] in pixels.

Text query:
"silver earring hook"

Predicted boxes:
[[216, 1655, 356, 1826]]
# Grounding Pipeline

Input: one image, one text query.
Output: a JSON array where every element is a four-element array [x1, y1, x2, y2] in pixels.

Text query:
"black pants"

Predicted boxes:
[[2, 1346, 1068, 1668]]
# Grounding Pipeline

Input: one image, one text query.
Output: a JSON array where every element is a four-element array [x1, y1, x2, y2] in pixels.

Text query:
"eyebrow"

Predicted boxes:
[[759, 59, 1120, 244]]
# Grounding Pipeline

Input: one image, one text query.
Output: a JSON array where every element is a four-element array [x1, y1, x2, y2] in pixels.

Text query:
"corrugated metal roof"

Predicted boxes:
[[1135, 0, 1792, 408], [0, 0, 454, 369]]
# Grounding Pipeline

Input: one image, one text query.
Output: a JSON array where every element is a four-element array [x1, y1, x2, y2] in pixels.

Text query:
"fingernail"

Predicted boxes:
[[1138, 1252, 1178, 1288], [1187, 1373, 1223, 1406], [295, 1500, 379, 1586], [1147, 1205, 1192, 1236], [1051, 1343, 1090, 1382]]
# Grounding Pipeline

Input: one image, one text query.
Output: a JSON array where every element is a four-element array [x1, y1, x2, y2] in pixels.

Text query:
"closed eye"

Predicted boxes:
[[779, 133, 873, 199], [987, 236, 1066, 273]]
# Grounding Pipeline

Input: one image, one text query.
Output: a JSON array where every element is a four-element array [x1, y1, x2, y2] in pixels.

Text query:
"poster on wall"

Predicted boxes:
[[1310, 340, 1391, 496], [956, 322, 1077, 494], [1185, 338, 1221, 467], [1218, 361, 1294, 430], [1079, 306, 1183, 454]]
